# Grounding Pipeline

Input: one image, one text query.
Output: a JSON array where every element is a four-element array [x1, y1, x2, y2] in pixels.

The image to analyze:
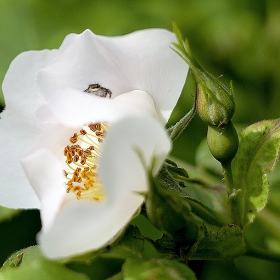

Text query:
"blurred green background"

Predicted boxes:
[[1, 0, 280, 279]]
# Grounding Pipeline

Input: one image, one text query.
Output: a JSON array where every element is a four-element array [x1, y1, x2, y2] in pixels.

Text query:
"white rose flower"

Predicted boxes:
[[0, 29, 188, 258]]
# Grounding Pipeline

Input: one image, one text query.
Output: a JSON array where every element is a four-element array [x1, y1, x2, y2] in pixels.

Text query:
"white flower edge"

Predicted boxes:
[[36, 29, 188, 124], [21, 114, 171, 258], [0, 50, 57, 209]]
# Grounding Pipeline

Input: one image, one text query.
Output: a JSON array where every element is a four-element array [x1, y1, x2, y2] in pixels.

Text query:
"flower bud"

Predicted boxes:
[[172, 22, 235, 126], [207, 121, 238, 164], [145, 174, 198, 245], [196, 78, 235, 126]]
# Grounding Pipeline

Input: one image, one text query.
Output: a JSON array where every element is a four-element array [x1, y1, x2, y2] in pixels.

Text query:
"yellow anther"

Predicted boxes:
[[63, 123, 108, 201]]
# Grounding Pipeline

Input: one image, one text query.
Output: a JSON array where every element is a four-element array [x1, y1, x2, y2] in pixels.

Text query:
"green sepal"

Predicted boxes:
[[172, 21, 235, 126], [122, 258, 197, 280], [163, 159, 189, 182], [231, 119, 280, 227], [167, 93, 196, 141], [146, 165, 199, 245], [183, 196, 228, 226]]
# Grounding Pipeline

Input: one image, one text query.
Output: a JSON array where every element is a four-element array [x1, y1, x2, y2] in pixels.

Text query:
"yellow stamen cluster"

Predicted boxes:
[[63, 122, 109, 201]]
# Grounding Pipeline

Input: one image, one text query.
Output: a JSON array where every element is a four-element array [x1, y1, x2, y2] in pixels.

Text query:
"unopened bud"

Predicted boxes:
[[172, 22, 235, 126], [207, 121, 238, 164], [196, 78, 235, 126]]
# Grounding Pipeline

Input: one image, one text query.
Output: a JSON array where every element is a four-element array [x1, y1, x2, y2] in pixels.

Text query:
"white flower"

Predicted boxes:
[[0, 29, 188, 258]]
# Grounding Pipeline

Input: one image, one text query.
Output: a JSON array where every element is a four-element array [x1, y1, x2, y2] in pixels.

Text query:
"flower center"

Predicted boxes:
[[63, 122, 109, 201]]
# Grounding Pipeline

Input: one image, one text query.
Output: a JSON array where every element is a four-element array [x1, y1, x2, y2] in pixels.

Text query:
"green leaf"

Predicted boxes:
[[231, 119, 280, 227], [0, 206, 20, 222], [1, 246, 89, 280], [122, 258, 197, 280], [187, 225, 246, 260]]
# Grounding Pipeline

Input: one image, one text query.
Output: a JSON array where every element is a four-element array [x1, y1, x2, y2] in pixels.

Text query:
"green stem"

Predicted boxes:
[[246, 243, 280, 263], [222, 161, 240, 225], [167, 72, 197, 141], [222, 161, 234, 195], [167, 102, 196, 141]]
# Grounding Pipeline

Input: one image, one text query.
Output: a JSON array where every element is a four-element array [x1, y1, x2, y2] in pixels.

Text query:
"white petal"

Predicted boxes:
[[38, 200, 140, 259], [0, 50, 58, 209], [99, 115, 171, 201], [21, 149, 65, 230], [22, 123, 77, 159], [41, 89, 160, 127], [0, 113, 40, 208], [3, 50, 58, 120], [20, 123, 82, 229], [36, 30, 131, 101], [36, 29, 188, 123], [105, 29, 188, 122], [37, 115, 171, 258]]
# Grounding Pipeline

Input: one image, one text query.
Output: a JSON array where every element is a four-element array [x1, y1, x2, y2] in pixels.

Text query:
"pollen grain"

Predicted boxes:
[[63, 122, 109, 201]]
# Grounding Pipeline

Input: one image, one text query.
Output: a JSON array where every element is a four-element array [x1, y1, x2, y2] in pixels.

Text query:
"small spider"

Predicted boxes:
[[84, 84, 112, 98]]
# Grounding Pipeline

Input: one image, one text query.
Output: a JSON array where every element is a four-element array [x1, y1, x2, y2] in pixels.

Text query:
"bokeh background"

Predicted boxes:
[[1, 0, 280, 279]]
